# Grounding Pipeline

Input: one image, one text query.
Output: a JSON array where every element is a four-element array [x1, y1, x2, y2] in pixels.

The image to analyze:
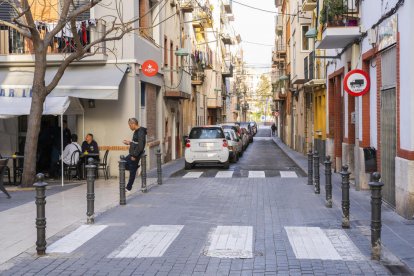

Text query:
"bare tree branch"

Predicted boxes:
[[0, 19, 31, 38]]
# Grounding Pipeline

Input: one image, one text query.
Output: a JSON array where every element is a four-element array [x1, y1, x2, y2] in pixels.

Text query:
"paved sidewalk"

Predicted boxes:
[[273, 136, 414, 273]]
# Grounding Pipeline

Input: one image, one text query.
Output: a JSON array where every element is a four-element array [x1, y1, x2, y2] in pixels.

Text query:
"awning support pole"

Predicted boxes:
[[61, 115, 64, 187]]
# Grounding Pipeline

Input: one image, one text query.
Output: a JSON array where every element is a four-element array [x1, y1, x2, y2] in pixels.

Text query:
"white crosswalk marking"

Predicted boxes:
[[280, 171, 298, 178], [285, 227, 342, 260], [248, 171, 265, 178], [215, 171, 234, 178], [48, 225, 108, 253], [108, 225, 184, 258], [205, 226, 253, 258], [183, 172, 203, 178]]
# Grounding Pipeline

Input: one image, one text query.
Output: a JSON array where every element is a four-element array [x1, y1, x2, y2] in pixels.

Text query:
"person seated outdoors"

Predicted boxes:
[[62, 134, 82, 179], [81, 133, 100, 160]]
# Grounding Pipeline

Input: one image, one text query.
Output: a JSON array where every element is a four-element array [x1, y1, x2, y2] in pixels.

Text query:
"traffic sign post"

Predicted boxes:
[[343, 69, 370, 97]]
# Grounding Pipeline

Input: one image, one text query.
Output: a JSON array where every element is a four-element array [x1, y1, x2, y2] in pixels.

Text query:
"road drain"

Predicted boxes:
[[384, 264, 414, 275]]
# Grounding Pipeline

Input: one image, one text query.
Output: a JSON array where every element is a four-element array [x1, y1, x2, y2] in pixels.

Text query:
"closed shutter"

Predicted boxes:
[[0, 1, 18, 22]]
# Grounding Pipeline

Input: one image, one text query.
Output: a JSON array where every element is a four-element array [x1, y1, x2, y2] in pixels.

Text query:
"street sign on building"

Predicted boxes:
[[343, 69, 370, 97]]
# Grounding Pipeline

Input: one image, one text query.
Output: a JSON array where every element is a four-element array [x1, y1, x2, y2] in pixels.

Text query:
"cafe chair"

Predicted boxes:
[[0, 154, 11, 185], [65, 150, 81, 181], [97, 150, 109, 180]]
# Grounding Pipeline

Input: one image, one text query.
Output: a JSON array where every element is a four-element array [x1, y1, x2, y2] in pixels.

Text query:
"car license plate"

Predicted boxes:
[[200, 142, 215, 147]]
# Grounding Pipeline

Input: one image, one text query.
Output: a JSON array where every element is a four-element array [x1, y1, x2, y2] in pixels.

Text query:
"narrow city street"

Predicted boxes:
[[0, 129, 396, 276]]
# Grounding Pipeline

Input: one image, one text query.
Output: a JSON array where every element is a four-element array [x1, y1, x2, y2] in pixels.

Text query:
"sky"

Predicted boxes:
[[232, 0, 277, 73]]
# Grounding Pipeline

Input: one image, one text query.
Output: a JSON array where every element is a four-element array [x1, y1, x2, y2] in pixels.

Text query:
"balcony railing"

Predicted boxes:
[[192, 6, 213, 28], [304, 50, 326, 86], [302, 0, 317, 11], [0, 20, 106, 55], [179, 0, 194, 12], [320, 0, 359, 28], [223, 0, 232, 14]]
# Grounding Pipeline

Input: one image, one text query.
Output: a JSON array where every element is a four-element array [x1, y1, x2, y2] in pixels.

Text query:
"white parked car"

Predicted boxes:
[[224, 129, 242, 163], [184, 126, 230, 170]]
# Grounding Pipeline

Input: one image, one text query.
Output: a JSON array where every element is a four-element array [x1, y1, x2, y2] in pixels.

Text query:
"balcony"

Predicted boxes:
[[223, 0, 232, 14], [222, 61, 233, 78], [221, 33, 233, 45], [179, 0, 194, 12], [316, 0, 360, 49], [0, 21, 107, 63], [272, 44, 286, 66], [191, 70, 205, 85], [302, 0, 317, 11], [192, 6, 213, 28], [304, 51, 326, 87]]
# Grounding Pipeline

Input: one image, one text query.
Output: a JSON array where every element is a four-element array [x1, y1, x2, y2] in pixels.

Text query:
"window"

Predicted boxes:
[[164, 36, 168, 66], [141, 83, 146, 107], [189, 127, 225, 139], [170, 41, 174, 84], [301, 25, 310, 51], [176, 46, 179, 71]]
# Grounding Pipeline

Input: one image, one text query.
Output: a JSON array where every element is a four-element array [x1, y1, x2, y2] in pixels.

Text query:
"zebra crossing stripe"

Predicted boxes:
[[285, 227, 342, 260], [215, 171, 234, 178], [280, 171, 298, 178], [248, 171, 265, 178], [48, 225, 108, 253], [108, 225, 184, 258], [183, 172, 203, 178], [205, 226, 253, 258]]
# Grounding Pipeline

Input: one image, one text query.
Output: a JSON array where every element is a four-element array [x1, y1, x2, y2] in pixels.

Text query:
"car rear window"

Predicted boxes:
[[189, 128, 225, 139]]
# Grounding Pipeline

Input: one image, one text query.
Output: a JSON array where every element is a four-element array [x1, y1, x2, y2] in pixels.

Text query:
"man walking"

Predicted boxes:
[[123, 118, 147, 192]]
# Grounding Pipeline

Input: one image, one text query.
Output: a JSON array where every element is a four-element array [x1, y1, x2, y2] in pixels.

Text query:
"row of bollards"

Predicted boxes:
[[34, 149, 164, 256], [307, 150, 384, 260]]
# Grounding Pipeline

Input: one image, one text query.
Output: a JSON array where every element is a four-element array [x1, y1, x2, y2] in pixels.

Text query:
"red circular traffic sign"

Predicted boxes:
[[142, 60, 158, 77], [343, 69, 370, 97]]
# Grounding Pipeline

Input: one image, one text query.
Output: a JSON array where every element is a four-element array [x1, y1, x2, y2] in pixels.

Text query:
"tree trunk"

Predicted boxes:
[[21, 49, 47, 187]]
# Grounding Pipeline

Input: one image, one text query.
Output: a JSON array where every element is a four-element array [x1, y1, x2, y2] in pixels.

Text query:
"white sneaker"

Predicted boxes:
[[125, 188, 131, 194]]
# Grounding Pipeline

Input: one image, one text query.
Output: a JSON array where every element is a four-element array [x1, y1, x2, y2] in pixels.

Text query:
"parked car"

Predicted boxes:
[[239, 122, 254, 143], [220, 124, 244, 156], [224, 128, 242, 162], [184, 126, 230, 170], [249, 121, 257, 135], [239, 127, 250, 151]]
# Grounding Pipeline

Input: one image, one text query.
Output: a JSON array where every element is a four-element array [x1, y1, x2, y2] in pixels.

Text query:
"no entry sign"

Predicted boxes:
[[343, 69, 370, 97], [142, 60, 158, 77]]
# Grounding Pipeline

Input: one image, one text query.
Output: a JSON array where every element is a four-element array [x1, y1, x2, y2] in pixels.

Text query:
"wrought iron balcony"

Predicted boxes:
[[179, 0, 194, 13], [302, 0, 317, 11]]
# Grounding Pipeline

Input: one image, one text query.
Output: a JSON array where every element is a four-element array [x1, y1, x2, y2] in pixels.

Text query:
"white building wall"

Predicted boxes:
[[369, 63, 377, 148]]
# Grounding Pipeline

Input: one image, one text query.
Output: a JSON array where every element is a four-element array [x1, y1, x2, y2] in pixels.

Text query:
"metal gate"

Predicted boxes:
[[380, 88, 396, 206]]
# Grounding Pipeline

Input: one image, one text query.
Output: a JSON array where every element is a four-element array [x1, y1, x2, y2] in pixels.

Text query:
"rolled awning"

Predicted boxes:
[[0, 96, 83, 116], [0, 64, 127, 100]]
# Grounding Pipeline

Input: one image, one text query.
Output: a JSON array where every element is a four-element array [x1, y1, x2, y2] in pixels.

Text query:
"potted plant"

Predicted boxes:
[[320, 0, 347, 26]]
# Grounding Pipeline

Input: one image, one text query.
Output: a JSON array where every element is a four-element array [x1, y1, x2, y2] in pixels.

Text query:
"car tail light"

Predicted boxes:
[[185, 140, 191, 148], [223, 139, 228, 147]]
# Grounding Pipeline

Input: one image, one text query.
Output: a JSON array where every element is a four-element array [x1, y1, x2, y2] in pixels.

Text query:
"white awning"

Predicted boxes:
[[0, 96, 83, 116], [0, 64, 127, 100]]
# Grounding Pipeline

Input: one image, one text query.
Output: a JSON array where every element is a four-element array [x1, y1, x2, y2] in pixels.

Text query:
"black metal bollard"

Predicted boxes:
[[340, 165, 351, 228], [141, 154, 147, 193], [313, 151, 320, 194], [369, 172, 384, 260], [86, 158, 96, 224], [34, 173, 47, 255], [324, 156, 333, 208], [307, 150, 313, 185], [156, 148, 162, 185], [119, 155, 127, 205]]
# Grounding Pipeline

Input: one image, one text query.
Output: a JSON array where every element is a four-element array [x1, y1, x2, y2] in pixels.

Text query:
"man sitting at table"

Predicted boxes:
[[81, 133, 100, 160], [62, 134, 82, 165]]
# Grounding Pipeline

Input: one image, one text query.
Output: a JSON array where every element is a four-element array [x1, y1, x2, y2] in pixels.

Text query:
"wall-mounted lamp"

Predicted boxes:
[[88, 99, 95, 108]]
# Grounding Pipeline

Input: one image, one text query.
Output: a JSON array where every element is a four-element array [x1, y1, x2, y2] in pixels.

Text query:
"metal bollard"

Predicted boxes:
[[324, 156, 333, 208], [307, 150, 313, 185], [119, 155, 127, 205], [141, 154, 147, 193], [340, 165, 351, 228], [313, 151, 320, 194], [34, 173, 47, 255], [156, 148, 162, 185], [86, 158, 96, 224], [369, 172, 384, 260]]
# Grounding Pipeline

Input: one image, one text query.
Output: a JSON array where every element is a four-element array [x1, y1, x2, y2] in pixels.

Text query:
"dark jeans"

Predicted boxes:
[[125, 154, 140, 190]]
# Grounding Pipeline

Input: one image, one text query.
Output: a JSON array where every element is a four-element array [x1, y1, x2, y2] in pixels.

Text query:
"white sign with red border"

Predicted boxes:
[[343, 69, 370, 97]]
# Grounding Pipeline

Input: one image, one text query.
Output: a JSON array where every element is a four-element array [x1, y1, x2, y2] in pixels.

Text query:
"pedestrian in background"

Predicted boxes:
[[271, 123, 276, 137], [123, 118, 147, 192]]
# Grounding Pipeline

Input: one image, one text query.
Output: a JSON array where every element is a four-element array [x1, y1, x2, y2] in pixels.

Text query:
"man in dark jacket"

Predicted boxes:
[[123, 118, 147, 191]]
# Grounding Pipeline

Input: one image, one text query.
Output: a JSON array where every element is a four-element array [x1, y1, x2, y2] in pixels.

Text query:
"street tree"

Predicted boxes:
[[0, 0, 148, 186]]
